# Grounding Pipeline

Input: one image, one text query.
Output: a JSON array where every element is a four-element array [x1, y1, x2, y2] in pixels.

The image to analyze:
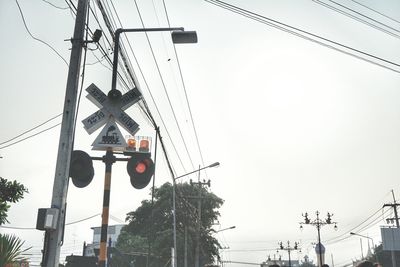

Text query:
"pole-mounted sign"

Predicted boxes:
[[81, 83, 141, 150]]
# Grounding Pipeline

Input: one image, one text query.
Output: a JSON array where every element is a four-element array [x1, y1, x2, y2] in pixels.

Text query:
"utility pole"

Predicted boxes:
[[278, 241, 300, 267], [45, 1, 88, 266], [190, 167, 211, 267], [383, 189, 400, 267]]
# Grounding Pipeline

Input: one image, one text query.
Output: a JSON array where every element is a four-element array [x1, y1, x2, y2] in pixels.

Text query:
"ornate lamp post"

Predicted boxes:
[[300, 211, 337, 267]]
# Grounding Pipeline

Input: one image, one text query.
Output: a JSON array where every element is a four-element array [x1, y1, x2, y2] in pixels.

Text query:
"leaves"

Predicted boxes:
[[0, 233, 31, 266], [0, 177, 28, 225], [115, 182, 224, 267]]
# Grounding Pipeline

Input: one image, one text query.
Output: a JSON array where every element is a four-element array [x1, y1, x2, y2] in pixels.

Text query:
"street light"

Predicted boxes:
[[350, 232, 378, 262], [110, 27, 197, 99], [172, 162, 220, 267], [300, 211, 337, 267], [104, 27, 197, 267], [215, 226, 236, 233]]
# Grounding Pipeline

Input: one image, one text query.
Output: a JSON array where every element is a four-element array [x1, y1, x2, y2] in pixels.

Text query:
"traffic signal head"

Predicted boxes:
[[127, 152, 155, 189], [69, 150, 94, 188]]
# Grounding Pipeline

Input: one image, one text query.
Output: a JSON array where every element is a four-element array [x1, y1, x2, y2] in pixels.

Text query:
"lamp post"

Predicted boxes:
[[105, 27, 197, 267], [214, 226, 235, 266], [278, 241, 300, 267], [350, 232, 378, 262], [173, 162, 220, 267], [300, 211, 337, 267]]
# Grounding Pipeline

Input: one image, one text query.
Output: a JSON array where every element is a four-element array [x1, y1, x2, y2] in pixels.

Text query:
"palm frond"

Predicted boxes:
[[0, 233, 31, 266]]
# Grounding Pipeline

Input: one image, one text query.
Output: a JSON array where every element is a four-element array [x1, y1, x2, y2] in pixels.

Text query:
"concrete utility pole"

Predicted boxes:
[[383, 190, 400, 267], [190, 168, 211, 267], [45, 1, 88, 266]]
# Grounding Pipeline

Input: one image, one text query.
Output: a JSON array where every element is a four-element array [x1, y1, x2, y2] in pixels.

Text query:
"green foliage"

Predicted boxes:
[[114, 182, 224, 267], [0, 177, 28, 225], [0, 233, 31, 266]]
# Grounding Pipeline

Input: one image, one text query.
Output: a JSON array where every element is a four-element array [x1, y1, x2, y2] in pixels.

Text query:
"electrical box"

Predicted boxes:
[[36, 208, 59, 230]]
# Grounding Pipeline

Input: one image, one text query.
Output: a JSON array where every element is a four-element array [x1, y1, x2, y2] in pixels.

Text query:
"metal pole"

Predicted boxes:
[[99, 149, 116, 267], [45, 1, 88, 266], [171, 162, 218, 267], [195, 166, 202, 267], [111, 27, 184, 93], [288, 244, 291, 267], [360, 238, 364, 260], [317, 222, 323, 267], [392, 190, 398, 267], [172, 181, 177, 267]]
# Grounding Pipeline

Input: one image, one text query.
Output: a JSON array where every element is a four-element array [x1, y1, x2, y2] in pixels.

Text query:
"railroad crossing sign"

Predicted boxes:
[[82, 83, 142, 149], [91, 118, 127, 150]]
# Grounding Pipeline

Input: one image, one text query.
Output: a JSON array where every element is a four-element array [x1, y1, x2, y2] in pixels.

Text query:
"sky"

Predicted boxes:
[[0, 0, 400, 266]]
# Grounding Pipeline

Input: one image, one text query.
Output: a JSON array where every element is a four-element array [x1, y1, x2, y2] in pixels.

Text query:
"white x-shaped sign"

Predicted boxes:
[[82, 83, 142, 135]]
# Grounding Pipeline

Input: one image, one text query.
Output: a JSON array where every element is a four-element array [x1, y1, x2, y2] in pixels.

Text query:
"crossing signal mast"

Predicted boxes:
[[39, 81, 156, 267], [66, 135, 155, 267]]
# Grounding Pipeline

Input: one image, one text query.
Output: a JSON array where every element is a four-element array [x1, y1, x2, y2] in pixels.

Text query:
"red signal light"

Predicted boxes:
[[127, 153, 155, 189], [135, 162, 147, 174]]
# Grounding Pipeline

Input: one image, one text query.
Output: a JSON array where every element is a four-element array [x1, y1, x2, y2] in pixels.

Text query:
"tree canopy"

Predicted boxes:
[[113, 182, 224, 267], [0, 177, 28, 225]]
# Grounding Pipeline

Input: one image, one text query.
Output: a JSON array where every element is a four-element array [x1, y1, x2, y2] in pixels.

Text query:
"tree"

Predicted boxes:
[[0, 233, 31, 266], [113, 182, 224, 267], [0, 177, 28, 225]]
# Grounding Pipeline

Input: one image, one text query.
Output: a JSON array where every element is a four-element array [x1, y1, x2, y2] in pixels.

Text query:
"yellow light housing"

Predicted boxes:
[[139, 139, 149, 152], [127, 138, 136, 150]]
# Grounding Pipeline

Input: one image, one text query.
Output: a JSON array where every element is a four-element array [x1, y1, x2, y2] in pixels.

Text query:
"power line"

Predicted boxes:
[[0, 113, 62, 146], [349, 0, 400, 25], [324, 207, 390, 245], [162, 0, 207, 168], [67, 0, 135, 91], [312, 0, 400, 39], [205, 0, 400, 74], [0, 123, 61, 150], [92, 1, 187, 177], [0, 213, 101, 230], [107, 0, 189, 172], [133, 0, 196, 170], [15, 0, 69, 66], [41, 0, 69, 10]]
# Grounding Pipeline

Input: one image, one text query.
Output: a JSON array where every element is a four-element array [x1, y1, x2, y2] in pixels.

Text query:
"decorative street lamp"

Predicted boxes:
[[278, 241, 300, 267], [300, 211, 337, 267]]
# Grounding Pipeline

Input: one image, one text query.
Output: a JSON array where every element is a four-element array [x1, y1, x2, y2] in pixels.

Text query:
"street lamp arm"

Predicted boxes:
[[111, 27, 197, 93], [350, 232, 372, 240], [350, 232, 374, 245], [174, 162, 220, 181], [215, 226, 236, 233], [115, 27, 185, 35]]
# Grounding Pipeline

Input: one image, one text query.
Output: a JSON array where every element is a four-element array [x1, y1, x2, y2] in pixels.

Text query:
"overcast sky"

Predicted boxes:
[[1, 0, 400, 266]]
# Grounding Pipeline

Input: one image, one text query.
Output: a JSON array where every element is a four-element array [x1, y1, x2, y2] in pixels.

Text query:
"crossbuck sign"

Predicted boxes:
[[82, 83, 142, 149]]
